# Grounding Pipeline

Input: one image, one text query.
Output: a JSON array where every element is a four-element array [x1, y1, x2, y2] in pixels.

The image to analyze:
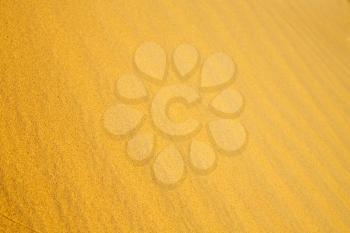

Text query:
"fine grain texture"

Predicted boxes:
[[1, 0, 350, 232]]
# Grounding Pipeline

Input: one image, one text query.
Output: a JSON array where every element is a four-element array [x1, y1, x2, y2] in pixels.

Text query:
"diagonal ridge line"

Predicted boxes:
[[0, 213, 41, 233]]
